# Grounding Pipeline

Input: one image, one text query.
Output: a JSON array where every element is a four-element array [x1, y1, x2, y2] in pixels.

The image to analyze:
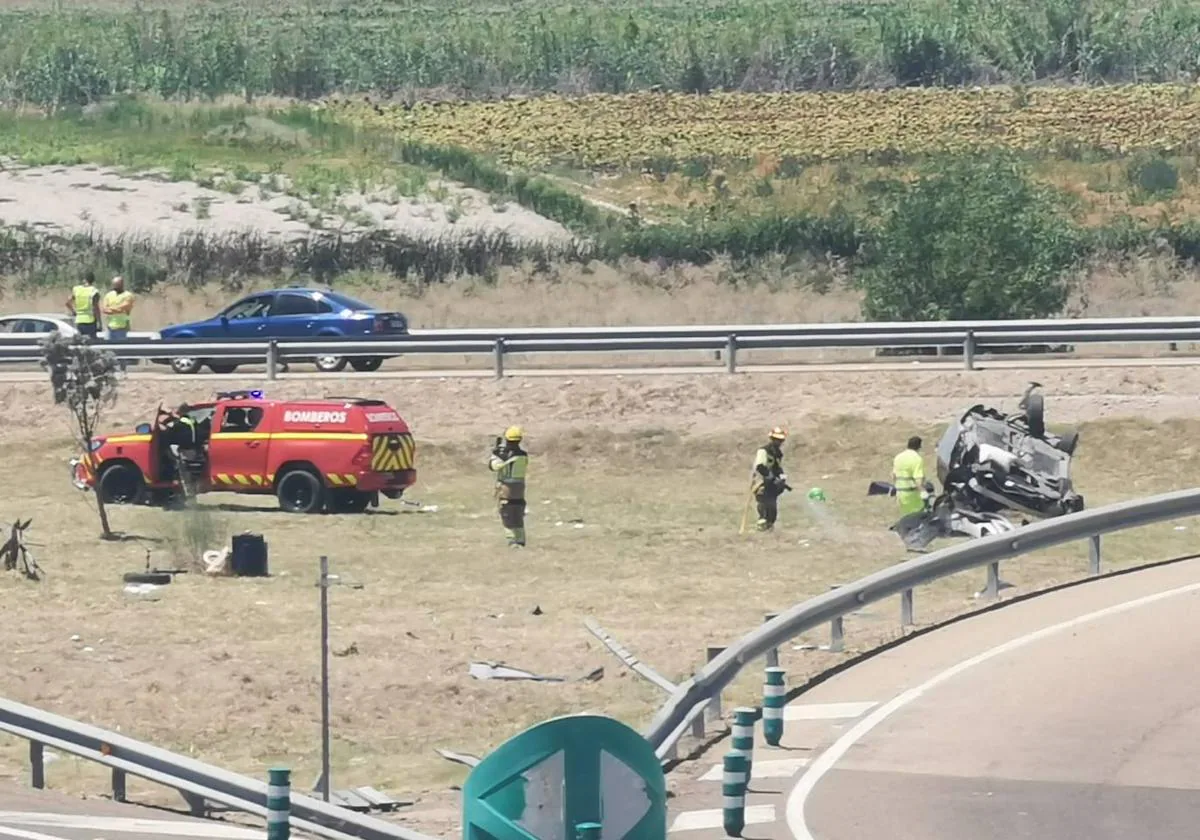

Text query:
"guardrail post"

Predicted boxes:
[[722, 752, 748, 837], [493, 338, 505, 379], [576, 823, 602, 840], [963, 330, 976, 371], [29, 742, 43, 789], [763, 612, 779, 667], [705, 645, 725, 725], [900, 588, 914, 627], [1089, 534, 1101, 576], [984, 561, 1000, 600], [731, 708, 755, 783], [726, 334, 737, 374], [267, 767, 290, 840], [266, 340, 278, 381], [763, 667, 786, 747], [828, 584, 844, 653], [111, 769, 127, 802]]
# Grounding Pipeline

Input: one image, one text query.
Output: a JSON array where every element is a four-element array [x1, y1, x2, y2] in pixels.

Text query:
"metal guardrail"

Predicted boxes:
[[0, 697, 438, 840], [641, 487, 1200, 757], [1, 316, 1199, 376]]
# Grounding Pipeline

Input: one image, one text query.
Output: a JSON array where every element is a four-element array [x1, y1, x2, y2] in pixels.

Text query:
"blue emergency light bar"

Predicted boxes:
[[215, 389, 265, 401]]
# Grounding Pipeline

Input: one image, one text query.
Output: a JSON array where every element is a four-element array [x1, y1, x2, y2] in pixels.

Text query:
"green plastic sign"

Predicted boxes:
[[462, 714, 666, 840]]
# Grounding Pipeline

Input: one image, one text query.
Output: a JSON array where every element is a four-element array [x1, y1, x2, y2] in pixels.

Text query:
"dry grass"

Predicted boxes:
[[1, 370, 1200, 833], [0, 257, 859, 331], [5, 252, 1200, 335]]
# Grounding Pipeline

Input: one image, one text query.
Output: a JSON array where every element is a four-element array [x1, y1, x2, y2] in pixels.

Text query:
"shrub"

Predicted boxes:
[[857, 155, 1084, 321]]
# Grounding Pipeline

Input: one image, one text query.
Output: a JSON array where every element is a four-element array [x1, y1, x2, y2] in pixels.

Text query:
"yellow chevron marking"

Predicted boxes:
[[266, 474, 275, 484], [370, 433, 414, 472], [216, 474, 233, 485], [250, 474, 264, 485], [234, 474, 251, 486], [328, 474, 344, 486], [344, 474, 357, 486]]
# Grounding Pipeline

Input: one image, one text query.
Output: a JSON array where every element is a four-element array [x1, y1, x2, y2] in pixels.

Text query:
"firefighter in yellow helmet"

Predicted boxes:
[[751, 427, 792, 531], [489, 425, 529, 547]]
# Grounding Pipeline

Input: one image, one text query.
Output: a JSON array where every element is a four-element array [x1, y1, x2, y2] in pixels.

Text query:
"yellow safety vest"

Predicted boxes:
[[72, 285, 99, 325], [103, 290, 133, 330], [490, 451, 528, 501], [893, 449, 925, 492]]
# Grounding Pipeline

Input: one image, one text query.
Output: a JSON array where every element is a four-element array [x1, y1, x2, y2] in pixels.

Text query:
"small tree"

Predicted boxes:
[[858, 155, 1084, 322], [42, 332, 120, 538]]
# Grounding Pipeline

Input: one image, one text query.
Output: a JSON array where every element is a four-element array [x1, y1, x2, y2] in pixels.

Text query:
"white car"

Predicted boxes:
[[0, 313, 160, 341]]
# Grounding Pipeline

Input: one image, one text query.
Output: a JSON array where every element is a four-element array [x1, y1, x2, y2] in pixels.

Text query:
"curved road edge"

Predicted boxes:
[[786, 556, 1200, 839]]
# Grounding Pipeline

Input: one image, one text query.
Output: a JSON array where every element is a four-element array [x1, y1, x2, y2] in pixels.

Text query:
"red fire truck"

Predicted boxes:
[[70, 391, 416, 513]]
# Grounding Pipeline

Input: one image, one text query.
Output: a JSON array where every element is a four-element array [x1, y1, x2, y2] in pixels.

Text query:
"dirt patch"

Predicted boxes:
[[0, 161, 572, 245], [2, 370, 1200, 835], [1, 364, 1198, 450]]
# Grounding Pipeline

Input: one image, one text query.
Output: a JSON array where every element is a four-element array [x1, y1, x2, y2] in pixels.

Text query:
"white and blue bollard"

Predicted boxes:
[[722, 751, 748, 836], [731, 706, 755, 781], [267, 767, 290, 840], [763, 667, 786, 746]]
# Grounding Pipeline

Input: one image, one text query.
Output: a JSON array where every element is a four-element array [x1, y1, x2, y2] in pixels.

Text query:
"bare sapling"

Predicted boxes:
[[42, 332, 121, 539]]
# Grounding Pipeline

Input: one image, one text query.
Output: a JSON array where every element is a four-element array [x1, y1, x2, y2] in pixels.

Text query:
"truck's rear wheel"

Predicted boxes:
[[328, 489, 372, 513], [99, 463, 146, 505], [276, 469, 324, 514]]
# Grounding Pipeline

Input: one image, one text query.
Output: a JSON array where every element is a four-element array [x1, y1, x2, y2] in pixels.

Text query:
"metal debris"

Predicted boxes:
[[435, 748, 481, 769], [468, 662, 604, 683]]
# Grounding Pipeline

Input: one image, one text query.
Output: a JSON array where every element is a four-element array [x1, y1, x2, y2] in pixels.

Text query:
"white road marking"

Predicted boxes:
[[699, 757, 810, 781], [0, 814, 261, 840], [0, 824, 76, 840], [785, 579, 1200, 839], [669, 804, 775, 832], [783, 702, 877, 721]]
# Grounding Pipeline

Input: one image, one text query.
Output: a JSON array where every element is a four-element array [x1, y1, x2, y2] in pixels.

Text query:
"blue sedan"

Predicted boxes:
[[155, 287, 409, 374]]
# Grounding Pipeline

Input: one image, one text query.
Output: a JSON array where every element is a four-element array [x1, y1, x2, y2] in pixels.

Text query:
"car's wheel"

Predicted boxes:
[[1054, 429, 1080, 456], [98, 463, 146, 505], [349, 357, 383, 372], [327, 489, 372, 513], [1024, 392, 1045, 438], [315, 355, 348, 373], [276, 469, 325, 514], [170, 357, 202, 375], [207, 363, 239, 374]]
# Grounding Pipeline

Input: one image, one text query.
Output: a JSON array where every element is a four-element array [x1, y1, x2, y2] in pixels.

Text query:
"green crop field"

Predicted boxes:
[[1, 0, 1199, 104]]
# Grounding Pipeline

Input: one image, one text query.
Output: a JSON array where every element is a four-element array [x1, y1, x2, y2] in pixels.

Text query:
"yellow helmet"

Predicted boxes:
[[504, 425, 523, 442], [768, 426, 787, 441]]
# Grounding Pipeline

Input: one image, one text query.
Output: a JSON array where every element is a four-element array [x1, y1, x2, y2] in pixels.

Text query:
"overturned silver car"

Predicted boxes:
[[888, 384, 1083, 550]]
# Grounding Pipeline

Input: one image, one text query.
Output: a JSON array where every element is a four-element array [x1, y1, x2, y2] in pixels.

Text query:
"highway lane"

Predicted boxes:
[[0, 785, 266, 840], [787, 557, 1200, 840], [3, 353, 1200, 382]]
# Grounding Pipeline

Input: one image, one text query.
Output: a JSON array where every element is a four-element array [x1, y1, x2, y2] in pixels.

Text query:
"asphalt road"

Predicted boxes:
[[2, 354, 1200, 382], [0, 785, 264, 840], [789, 557, 1200, 840]]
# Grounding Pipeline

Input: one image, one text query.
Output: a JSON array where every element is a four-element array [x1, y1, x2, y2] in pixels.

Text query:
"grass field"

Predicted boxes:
[[3, 369, 1200, 833]]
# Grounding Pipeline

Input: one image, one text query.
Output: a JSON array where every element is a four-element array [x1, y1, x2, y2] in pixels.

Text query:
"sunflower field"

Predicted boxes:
[[331, 85, 1200, 169]]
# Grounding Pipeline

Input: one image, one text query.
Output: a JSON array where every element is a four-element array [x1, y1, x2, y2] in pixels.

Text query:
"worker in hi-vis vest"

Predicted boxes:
[[66, 270, 102, 338], [102, 275, 134, 340], [892, 436, 930, 515]]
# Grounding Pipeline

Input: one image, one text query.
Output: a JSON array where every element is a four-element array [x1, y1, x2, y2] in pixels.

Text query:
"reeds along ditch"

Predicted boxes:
[[4, 0, 1200, 105], [2, 213, 1200, 296]]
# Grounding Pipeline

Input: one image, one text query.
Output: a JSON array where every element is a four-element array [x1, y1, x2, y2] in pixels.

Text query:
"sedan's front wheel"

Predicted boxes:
[[170, 357, 202, 375], [316, 355, 347, 373]]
